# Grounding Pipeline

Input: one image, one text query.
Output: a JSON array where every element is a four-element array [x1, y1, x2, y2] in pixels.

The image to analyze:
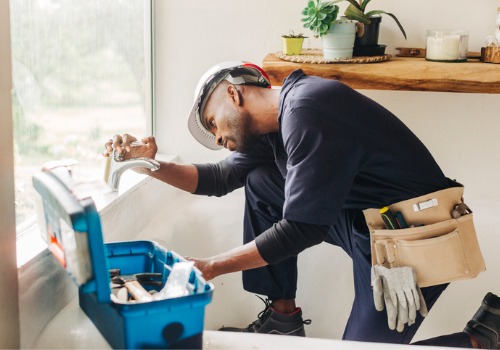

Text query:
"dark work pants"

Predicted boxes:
[[241, 165, 473, 347]]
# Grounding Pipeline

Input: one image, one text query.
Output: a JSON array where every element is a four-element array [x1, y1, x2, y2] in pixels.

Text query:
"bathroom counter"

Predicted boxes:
[[33, 296, 447, 349]]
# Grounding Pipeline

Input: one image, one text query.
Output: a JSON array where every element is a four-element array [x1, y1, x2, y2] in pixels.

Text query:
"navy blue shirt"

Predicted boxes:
[[195, 70, 453, 263]]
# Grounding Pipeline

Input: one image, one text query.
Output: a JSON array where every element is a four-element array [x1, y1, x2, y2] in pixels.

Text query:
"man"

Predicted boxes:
[[105, 62, 499, 348]]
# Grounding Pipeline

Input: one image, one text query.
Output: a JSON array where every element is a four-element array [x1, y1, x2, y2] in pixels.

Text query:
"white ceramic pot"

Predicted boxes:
[[321, 18, 356, 60]]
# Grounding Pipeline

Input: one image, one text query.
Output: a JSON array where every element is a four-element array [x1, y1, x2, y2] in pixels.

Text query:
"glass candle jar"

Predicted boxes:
[[426, 30, 469, 62]]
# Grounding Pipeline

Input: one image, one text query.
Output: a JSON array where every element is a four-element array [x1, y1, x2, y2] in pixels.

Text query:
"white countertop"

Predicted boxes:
[[32, 296, 452, 350]]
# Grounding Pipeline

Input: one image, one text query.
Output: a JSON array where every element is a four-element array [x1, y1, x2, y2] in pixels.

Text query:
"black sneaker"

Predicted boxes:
[[219, 296, 311, 336], [464, 292, 500, 349]]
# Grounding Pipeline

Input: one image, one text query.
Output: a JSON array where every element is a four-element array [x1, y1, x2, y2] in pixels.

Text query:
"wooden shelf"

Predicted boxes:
[[262, 53, 500, 94]]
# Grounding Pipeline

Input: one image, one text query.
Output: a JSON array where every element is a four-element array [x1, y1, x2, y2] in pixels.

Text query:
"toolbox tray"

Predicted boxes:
[[33, 166, 214, 349]]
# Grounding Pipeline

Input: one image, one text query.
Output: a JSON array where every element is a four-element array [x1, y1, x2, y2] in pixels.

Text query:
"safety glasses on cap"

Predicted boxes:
[[187, 61, 271, 150]]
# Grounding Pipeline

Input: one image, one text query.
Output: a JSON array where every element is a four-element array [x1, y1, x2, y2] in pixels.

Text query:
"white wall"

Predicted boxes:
[[5, 0, 499, 347], [154, 0, 500, 162], [151, 0, 500, 343]]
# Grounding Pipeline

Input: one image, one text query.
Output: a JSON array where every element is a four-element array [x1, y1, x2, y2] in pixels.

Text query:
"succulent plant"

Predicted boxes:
[[343, 0, 406, 39], [301, 0, 340, 37], [282, 31, 308, 39]]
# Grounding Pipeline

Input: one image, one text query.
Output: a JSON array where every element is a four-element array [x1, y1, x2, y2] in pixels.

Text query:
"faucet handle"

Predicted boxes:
[[112, 141, 145, 162], [112, 149, 125, 162]]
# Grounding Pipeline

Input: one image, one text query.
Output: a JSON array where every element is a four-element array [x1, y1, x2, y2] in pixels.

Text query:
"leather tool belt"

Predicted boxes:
[[363, 187, 486, 287]]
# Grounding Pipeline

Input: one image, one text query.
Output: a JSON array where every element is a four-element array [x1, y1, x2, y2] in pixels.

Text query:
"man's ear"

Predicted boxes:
[[227, 84, 242, 107]]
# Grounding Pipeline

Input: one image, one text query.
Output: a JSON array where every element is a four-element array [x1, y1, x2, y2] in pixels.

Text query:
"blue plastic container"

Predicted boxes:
[[33, 166, 214, 349]]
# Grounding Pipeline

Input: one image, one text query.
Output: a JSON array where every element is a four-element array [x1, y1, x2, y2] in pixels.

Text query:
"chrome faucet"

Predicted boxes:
[[106, 153, 160, 191]]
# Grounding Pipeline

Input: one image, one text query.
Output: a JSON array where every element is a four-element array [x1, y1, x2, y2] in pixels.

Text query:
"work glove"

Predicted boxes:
[[371, 265, 428, 332]]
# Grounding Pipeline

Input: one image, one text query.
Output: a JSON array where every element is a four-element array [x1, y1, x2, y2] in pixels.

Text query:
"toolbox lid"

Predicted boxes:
[[33, 166, 111, 303]]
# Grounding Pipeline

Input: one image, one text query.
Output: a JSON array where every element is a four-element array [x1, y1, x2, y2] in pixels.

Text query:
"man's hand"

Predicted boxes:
[[103, 134, 158, 160], [186, 257, 217, 281], [185, 241, 268, 281]]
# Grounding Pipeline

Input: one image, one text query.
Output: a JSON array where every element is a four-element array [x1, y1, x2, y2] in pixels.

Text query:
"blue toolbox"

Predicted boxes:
[[33, 165, 214, 349]]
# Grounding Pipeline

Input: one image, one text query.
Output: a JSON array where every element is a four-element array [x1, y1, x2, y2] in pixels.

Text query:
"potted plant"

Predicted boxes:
[[281, 31, 308, 55], [343, 0, 407, 56], [301, 0, 357, 60]]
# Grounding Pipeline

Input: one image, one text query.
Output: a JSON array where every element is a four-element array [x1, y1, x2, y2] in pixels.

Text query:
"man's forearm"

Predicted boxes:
[[189, 241, 268, 281], [212, 241, 267, 276], [137, 161, 199, 193]]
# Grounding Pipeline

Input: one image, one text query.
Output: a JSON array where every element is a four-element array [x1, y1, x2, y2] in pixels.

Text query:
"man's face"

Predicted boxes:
[[203, 86, 260, 153], [221, 108, 260, 153]]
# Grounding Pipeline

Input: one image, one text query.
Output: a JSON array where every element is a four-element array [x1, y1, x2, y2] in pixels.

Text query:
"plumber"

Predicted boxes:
[[105, 62, 499, 348]]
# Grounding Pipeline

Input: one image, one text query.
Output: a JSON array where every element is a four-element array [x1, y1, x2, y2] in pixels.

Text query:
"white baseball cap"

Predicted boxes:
[[187, 61, 271, 150]]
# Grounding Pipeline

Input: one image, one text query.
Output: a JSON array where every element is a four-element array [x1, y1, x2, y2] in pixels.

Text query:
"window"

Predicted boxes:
[[10, 0, 153, 239]]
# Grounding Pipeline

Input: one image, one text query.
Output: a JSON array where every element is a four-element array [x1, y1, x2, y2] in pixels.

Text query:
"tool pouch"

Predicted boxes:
[[363, 187, 486, 287]]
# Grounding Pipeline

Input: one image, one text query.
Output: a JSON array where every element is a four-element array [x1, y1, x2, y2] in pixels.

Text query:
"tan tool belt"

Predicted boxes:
[[363, 187, 486, 287]]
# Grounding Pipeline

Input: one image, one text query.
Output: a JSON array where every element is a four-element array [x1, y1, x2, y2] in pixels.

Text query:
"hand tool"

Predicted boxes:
[[111, 286, 129, 302], [112, 276, 154, 302], [135, 272, 163, 288], [451, 203, 472, 218], [380, 207, 400, 230], [109, 269, 163, 288], [395, 211, 409, 229], [109, 268, 121, 278]]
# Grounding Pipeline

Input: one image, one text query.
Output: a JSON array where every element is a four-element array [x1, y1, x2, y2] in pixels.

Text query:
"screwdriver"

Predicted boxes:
[[380, 207, 401, 229], [395, 211, 408, 229]]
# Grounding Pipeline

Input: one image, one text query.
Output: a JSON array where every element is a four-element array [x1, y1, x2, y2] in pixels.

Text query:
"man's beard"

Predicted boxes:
[[226, 110, 260, 153]]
